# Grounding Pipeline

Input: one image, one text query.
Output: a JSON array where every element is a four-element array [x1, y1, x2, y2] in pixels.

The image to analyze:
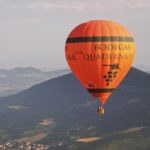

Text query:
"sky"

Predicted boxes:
[[0, 0, 150, 70]]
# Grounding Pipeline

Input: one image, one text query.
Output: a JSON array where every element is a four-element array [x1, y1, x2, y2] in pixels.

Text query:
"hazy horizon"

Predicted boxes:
[[0, 0, 149, 69]]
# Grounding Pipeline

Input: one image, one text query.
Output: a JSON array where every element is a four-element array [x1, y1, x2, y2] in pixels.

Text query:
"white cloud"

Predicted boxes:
[[27, 2, 66, 11], [9, 0, 150, 13], [111, 0, 150, 9]]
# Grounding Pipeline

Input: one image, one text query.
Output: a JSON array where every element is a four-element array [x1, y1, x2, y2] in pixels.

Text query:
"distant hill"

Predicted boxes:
[[0, 67, 70, 97], [136, 64, 150, 73], [0, 67, 150, 150]]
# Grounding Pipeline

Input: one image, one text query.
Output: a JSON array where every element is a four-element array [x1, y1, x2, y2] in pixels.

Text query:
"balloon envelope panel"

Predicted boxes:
[[65, 20, 135, 104]]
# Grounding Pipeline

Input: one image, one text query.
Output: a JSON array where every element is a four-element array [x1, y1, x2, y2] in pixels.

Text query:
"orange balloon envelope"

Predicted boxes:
[[65, 20, 135, 106]]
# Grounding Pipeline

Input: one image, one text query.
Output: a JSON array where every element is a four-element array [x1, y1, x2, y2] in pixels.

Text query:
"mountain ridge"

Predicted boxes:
[[0, 67, 70, 97], [0, 67, 149, 149]]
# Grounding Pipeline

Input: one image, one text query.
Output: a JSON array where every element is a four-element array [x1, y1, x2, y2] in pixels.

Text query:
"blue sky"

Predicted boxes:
[[0, 0, 150, 69]]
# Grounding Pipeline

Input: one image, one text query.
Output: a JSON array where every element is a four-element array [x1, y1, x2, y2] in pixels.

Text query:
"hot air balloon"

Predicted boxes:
[[65, 20, 135, 115]]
